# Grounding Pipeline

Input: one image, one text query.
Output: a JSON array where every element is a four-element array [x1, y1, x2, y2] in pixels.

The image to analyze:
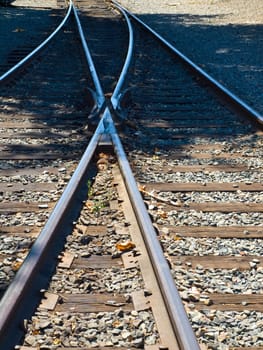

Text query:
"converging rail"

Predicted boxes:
[[0, 0, 262, 349], [0, 1, 199, 349]]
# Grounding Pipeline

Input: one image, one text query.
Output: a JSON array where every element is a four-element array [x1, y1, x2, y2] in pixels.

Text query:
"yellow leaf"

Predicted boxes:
[[11, 260, 23, 271], [138, 185, 146, 193], [112, 320, 121, 327], [173, 235, 181, 241], [85, 200, 94, 210], [116, 241, 136, 252]]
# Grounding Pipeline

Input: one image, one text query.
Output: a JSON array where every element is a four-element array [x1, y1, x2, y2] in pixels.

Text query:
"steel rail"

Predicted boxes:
[[106, 4, 199, 347], [80, 1, 200, 347], [0, 115, 106, 347], [72, 4, 105, 109], [110, 0, 134, 110], [0, 0, 73, 84], [0, 2, 199, 349], [113, 1, 263, 125], [101, 108, 200, 350], [0, 2, 127, 347]]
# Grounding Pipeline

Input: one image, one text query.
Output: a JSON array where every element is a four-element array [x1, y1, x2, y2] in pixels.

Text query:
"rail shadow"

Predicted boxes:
[[0, 6, 60, 68], [118, 12, 262, 161], [137, 12, 263, 116], [0, 8, 97, 160], [0, 9, 262, 159]]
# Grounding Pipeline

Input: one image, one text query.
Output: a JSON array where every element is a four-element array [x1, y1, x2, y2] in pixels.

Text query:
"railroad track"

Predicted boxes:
[[0, 1, 96, 292], [0, 0, 262, 349]]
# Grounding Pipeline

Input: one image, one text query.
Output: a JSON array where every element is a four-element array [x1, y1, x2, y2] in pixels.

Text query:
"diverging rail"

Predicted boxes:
[[0, 1, 200, 349], [3, 0, 261, 348]]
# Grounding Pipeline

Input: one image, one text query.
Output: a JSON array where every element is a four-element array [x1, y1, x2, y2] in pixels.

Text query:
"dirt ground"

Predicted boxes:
[[117, 0, 263, 24], [9, 0, 57, 7]]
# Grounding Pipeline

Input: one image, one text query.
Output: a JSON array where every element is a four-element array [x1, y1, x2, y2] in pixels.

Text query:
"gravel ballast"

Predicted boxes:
[[118, 0, 263, 115]]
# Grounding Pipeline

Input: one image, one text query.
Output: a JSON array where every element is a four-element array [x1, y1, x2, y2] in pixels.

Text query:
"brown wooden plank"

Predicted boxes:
[[0, 202, 55, 213], [170, 256, 263, 270], [72, 255, 123, 269], [175, 144, 227, 151], [153, 130, 263, 139], [0, 113, 51, 119], [141, 182, 263, 192], [0, 122, 49, 129], [204, 293, 263, 304], [59, 294, 127, 303], [0, 166, 61, 176], [55, 293, 132, 313], [141, 120, 238, 128], [0, 131, 77, 139], [164, 202, 263, 213], [0, 153, 76, 160], [56, 303, 131, 313], [133, 164, 249, 173], [160, 225, 263, 238], [0, 111, 70, 121], [0, 144, 85, 151], [0, 121, 85, 128], [0, 114, 87, 121], [132, 151, 257, 160], [0, 183, 56, 192], [170, 130, 263, 135], [195, 293, 263, 312], [0, 226, 39, 237]]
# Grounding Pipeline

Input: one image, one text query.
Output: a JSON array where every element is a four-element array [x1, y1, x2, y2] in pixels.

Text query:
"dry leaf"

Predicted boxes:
[[85, 200, 94, 210], [173, 235, 181, 241], [116, 241, 136, 252], [138, 184, 146, 193], [11, 260, 23, 271], [158, 211, 167, 219]]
